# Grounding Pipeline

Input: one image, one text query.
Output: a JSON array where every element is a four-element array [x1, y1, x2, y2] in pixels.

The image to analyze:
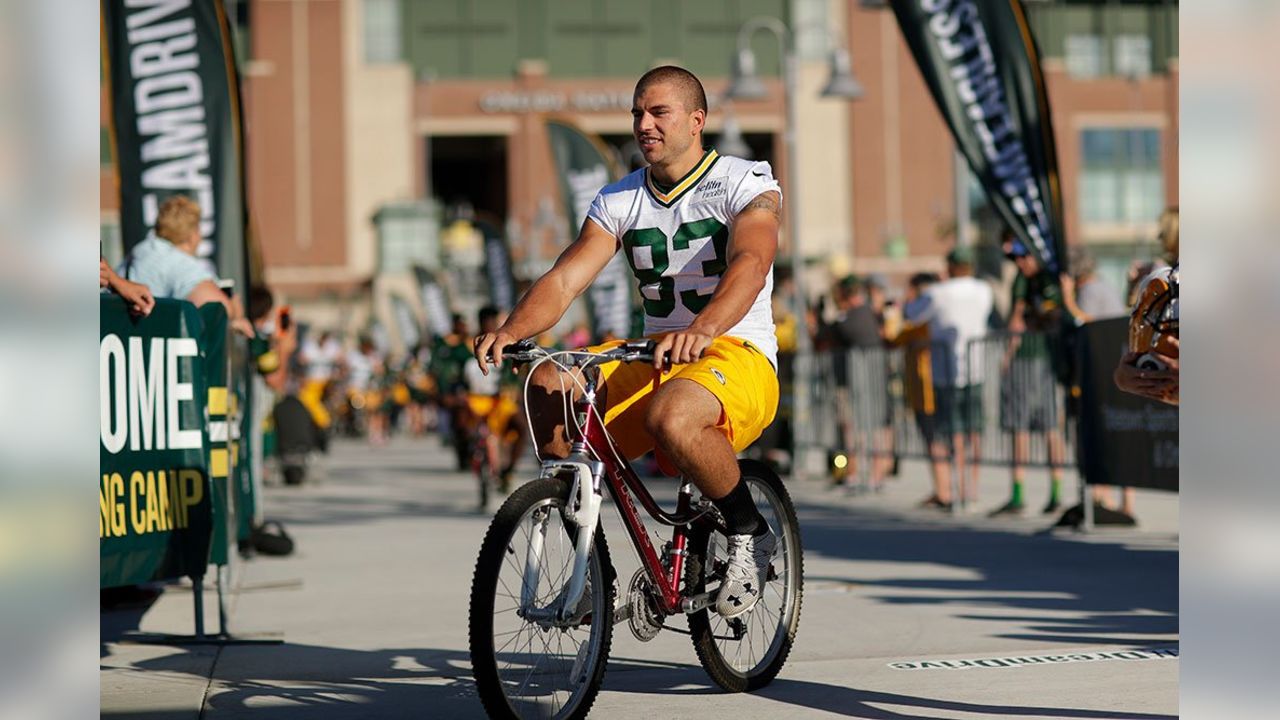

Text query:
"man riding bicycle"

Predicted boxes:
[[474, 65, 782, 619], [462, 306, 523, 493]]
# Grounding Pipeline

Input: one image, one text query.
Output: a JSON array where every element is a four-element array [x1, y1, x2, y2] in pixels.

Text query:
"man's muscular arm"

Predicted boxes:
[[474, 218, 618, 373], [655, 190, 781, 368]]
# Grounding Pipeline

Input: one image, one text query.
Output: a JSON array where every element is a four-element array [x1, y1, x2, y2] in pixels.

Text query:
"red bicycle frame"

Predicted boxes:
[[567, 371, 712, 616]]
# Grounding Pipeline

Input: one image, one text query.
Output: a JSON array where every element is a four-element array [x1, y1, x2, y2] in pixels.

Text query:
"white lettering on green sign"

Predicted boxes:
[[100, 333, 202, 454]]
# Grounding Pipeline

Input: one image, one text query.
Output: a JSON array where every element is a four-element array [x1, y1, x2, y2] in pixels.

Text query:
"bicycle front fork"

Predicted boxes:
[[522, 452, 604, 624]]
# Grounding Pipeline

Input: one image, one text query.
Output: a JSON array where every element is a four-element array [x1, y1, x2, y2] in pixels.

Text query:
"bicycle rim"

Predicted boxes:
[[694, 473, 802, 683], [477, 493, 610, 719]]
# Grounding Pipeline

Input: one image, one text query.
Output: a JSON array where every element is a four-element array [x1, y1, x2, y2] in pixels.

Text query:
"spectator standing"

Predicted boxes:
[[825, 275, 891, 490], [910, 248, 993, 508], [992, 237, 1070, 516], [889, 272, 943, 504], [1062, 245, 1136, 518]]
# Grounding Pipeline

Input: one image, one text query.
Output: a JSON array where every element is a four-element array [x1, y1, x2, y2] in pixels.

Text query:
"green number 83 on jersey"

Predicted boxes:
[[622, 219, 729, 318]]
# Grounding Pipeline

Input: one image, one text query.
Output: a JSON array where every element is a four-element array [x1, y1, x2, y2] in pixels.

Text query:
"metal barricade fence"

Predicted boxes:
[[803, 331, 1075, 476]]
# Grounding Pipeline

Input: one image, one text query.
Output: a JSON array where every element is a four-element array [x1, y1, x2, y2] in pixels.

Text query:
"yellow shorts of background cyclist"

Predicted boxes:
[[299, 379, 331, 429], [586, 335, 778, 461], [468, 394, 520, 436]]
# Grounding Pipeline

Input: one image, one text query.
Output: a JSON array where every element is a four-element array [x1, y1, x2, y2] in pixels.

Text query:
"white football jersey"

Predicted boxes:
[[586, 149, 782, 366]]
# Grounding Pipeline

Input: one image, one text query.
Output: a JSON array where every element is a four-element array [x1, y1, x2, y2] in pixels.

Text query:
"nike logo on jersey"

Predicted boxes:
[[711, 368, 727, 385], [752, 170, 766, 177]]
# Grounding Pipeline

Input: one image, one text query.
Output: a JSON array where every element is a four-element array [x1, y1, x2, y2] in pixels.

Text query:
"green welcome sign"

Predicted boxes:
[[100, 297, 221, 588]]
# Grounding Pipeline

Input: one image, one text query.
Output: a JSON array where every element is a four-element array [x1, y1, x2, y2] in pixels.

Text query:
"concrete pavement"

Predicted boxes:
[[101, 434, 1178, 719]]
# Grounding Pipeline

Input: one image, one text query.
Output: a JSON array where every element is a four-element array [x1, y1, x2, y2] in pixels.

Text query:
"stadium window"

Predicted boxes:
[[375, 201, 439, 274], [1113, 34, 1153, 79], [1079, 127, 1163, 228], [363, 0, 401, 65], [1065, 34, 1106, 79]]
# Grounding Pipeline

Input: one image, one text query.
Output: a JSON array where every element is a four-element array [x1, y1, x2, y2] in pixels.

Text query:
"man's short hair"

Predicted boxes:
[[635, 65, 708, 115], [478, 305, 499, 326], [155, 195, 201, 245]]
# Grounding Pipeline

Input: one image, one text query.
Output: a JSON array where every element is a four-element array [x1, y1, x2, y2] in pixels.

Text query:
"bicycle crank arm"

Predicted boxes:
[[681, 591, 716, 614], [612, 600, 632, 626]]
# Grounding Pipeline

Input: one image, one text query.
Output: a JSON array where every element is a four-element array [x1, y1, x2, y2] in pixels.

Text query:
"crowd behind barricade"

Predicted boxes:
[[757, 209, 1179, 527]]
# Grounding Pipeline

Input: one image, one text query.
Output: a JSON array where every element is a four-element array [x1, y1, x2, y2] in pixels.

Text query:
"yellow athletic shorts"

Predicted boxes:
[[586, 335, 779, 460], [299, 379, 331, 429], [468, 393, 520, 436]]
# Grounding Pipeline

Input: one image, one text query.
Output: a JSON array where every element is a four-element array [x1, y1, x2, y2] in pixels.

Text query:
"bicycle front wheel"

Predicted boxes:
[[468, 477, 615, 719], [687, 460, 804, 692]]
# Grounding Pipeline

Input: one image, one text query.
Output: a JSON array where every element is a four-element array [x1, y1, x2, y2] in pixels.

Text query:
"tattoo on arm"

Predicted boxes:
[[741, 191, 782, 222]]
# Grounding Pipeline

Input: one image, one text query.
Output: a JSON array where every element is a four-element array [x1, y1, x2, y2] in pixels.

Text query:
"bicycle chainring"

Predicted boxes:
[[627, 569, 663, 642]]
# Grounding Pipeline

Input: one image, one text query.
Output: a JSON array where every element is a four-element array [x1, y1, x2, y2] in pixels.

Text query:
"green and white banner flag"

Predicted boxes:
[[546, 119, 632, 340], [103, 0, 250, 291], [891, 0, 1066, 273], [390, 292, 423, 350], [413, 265, 453, 338]]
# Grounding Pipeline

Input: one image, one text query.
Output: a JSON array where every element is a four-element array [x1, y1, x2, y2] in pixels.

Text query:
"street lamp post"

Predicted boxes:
[[728, 17, 863, 480]]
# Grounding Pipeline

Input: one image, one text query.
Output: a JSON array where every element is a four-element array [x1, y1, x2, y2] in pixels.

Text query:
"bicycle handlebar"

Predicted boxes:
[[489, 339, 659, 368]]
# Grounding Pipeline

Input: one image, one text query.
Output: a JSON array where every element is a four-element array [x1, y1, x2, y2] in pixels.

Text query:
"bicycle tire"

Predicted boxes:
[[469, 477, 615, 719], [686, 460, 803, 692]]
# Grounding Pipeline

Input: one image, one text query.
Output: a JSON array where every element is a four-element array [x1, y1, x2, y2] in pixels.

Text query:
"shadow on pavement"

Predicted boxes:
[[627, 673, 1179, 720], [795, 499, 1177, 648], [753, 678, 1177, 720], [101, 639, 1177, 720], [101, 642, 690, 719]]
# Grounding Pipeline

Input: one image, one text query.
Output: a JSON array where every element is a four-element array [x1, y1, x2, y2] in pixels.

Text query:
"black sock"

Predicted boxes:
[[712, 480, 766, 536]]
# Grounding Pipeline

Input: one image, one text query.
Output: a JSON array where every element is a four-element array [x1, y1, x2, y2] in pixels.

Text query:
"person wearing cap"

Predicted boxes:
[[992, 233, 1071, 517], [906, 246, 994, 508]]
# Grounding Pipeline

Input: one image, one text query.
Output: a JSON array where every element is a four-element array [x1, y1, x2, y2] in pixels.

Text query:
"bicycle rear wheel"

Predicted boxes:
[[469, 477, 615, 719], [687, 460, 803, 692]]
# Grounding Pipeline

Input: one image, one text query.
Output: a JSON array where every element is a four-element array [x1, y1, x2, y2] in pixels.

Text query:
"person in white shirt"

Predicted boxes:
[[909, 247, 994, 507], [298, 331, 345, 433], [474, 66, 782, 619]]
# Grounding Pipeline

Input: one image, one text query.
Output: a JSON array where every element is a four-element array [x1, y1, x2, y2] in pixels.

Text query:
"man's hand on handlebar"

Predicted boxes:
[[473, 330, 520, 375], [652, 327, 714, 370]]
